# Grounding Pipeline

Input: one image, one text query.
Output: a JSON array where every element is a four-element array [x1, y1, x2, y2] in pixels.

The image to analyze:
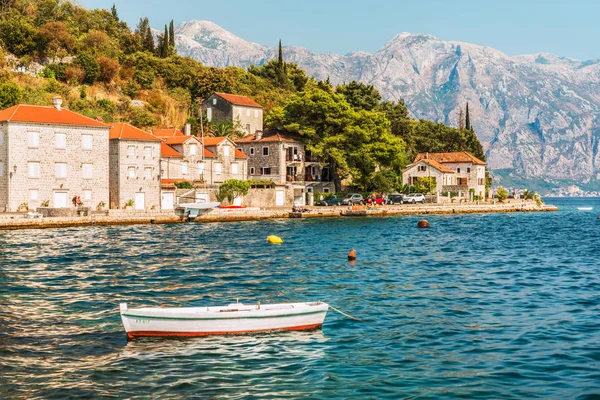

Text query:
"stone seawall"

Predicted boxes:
[[0, 202, 558, 230]]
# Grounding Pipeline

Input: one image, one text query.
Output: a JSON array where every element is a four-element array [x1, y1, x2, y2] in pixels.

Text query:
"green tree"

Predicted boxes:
[[111, 3, 118, 20], [496, 187, 508, 202], [216, 179, 250, 204], [136, 17, 154, 53], [75, 53, 100, 84], [169, 19, 175, 48], [129, 107, 156, 128], [0, 16, 38, 57], [414, 177, 436, 194], [465, 102, 471, 131], [0, 83, 22, 109], [38, 21, 75, 59], [248, 59, 307, 91], [335, 81, 381, 111]]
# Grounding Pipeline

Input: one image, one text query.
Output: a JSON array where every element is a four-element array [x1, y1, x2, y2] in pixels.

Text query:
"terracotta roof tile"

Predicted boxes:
[[109, 122, 161, 141], [160, 142, 182, 157], [414, 151, 486, 165], [213, 92, 262, 108], [163, 136, 196, 145], [235, 149, 249, 159], [153, 128, 184, 138], [201, 136, 227, 146], [0, 104, 109, 128], [203, 148, 217, 157], [236, 133, 298, 143], [420, 159, 456, 173]]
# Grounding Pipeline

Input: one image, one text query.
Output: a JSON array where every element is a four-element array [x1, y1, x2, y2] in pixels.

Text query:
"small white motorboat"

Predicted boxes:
[[176, 201, 220, 219], [120, 301, 329, 339], [577, 207, 593, 211]]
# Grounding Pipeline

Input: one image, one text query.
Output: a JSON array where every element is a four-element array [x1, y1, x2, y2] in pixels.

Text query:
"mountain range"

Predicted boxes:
[[173, 20, 600, 190]]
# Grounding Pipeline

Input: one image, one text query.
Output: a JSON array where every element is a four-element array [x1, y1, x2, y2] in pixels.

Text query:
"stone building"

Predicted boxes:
[[0, 99, 110, 212], [402, 151, 487, 199], [202, 136, 248, 184], [203, 92, 263, 136], [109, 123, 162, 210], [236, 130, 334, 206]]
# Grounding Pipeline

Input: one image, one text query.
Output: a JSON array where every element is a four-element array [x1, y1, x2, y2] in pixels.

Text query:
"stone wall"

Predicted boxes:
[[0, 125, 7, 211], [4, 122, 109, 212], [232, 105, 263, 135], [237, 141, 284, 181], [111, 139, 161, 210]]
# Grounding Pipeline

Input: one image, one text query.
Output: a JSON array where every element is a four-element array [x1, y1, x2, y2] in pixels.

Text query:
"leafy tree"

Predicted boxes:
[[135, 17, 154, 53], [216, 179, 250, 203], [75, 53, 99, 84], [0, 16, 38, 56], [97, 56, 119, 83], [496, 187, 508, 202], [81, 30, 112, 56], [414, 177, 436, 194], [63, 65, 85, 85], [335, 81, 381, 111], [129, 107, 156, 128], [248, 59, 307, 91], [0, 83, 22, 108], [38, 22, 75, 59], [111, 3, 118, 20]]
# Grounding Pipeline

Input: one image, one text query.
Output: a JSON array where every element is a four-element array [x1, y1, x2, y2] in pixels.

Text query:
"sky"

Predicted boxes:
[[81, 0, 600, 60]]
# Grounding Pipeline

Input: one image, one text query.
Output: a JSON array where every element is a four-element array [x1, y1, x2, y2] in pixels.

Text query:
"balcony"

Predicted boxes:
[[285, 154, 303, 163]]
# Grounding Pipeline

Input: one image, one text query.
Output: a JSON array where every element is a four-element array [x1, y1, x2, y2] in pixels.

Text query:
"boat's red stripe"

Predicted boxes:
[[126, 323, 323, 339]]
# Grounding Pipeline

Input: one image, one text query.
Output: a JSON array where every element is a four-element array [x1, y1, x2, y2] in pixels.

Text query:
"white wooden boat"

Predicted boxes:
[[577, 207, 593, 211], [176, 201, 220, 219], [120, 301, 329, 339]]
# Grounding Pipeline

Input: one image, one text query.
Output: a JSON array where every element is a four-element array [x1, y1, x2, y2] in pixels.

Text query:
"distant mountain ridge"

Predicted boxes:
[[173, 20, 600, 188]]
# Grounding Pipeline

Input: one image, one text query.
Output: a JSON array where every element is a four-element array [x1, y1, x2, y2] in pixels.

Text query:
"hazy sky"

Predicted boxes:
[[81, 0, 600, 60]]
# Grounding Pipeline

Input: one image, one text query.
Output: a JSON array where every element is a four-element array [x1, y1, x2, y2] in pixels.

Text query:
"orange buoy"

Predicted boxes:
[[348, 248, 356, 260]]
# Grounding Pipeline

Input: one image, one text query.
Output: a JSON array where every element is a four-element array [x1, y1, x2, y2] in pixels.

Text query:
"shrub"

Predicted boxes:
[[174, 181, 193, 189], [41, 200, 50, 207], [76, 53, 100, 84], [97, 56, 119, 83], [122, 80, 139, 98], [133, 69, 154, 89], [496, 187, 508, 202], [129, 107, 156, 128], [0, 83, 22, 109], [124, 199, 134, 207], [63, 65, 85, 85]]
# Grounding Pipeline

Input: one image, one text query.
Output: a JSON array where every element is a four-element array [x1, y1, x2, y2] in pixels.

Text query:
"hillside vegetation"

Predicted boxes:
[[0, 0, 485, 191]]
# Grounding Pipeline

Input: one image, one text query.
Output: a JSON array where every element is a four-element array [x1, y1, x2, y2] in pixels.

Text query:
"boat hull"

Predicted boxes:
[[120, 302, 328, 339]]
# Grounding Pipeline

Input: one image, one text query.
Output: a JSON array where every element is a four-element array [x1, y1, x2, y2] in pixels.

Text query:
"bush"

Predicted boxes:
[[0, 83, 22, 109], [133, 69, 154, 89], [129, 107, 155, 128], [122, 80, 139, 98], [0, 17, 38, 57], [216, 179, 250, 203], [76, 53, 100, 84], [45, 63, 67, 81], [64, 65, 85, 85], [174, 181, 193, 189], [97, 56, 119, 83], [496, 187, 508, 202]]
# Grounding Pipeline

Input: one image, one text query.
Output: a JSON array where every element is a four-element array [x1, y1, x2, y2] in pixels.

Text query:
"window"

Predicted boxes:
[[198, 162, 205, 175], [144, 167, 152, 179], [215, 163, 222, 175], [246, 109, 250, 117], [246, 124, 251, 133], [83, 190, 92, 201], [261, 167, 271, 175], [128, 167, 136, 179], [127, 145, 135, 157], [262, 147, 269, 156], [29, 189, 38, 202], [231, 163, 238, 175], [212, 98, 217, 105], [223, 146, 230, 157], [144, 146, 152, 158], [254, 109, 259, 118], [0, 132, 3, 145], [181, 162, 188, 175], [55, 163, 67, 178], [324, 188, 330, 193], [28, 131, 39, 148], [82, 163, 93, 179], [55, 133, 66, 149], [189, 144, 197, 155], [467, 167, 471, 173], [206, 108, 212, 121], [250, 147, 255, 155], [250, 167, 255, 175], [0, 162, 3, 176], [457, 168, 461, 173], [82, 134, 93, 150], [418, 165, 426, 172], [28, 162, 40, 178]]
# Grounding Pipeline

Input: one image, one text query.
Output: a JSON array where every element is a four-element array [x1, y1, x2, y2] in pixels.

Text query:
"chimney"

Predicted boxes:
[[425, 152, 429, 159], [52, 96, 62, 111], [255, 130, 263, 140], [184, 123, 191, 136]]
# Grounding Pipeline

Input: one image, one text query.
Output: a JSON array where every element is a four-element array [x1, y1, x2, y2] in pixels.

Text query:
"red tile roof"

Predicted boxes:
[[153, 128, 184, 138], [419, 159, 455, 173], [161, 142, 182, 157], [414, 152, 486, 165], [0, 104, 109, 128], [236, 133, 298, 143], [163, 136, 196, 145], [214, 92, 262, 108], [201, 136, 228, 146], [235, 149, 249, 159], [109, 122, 161, 141]]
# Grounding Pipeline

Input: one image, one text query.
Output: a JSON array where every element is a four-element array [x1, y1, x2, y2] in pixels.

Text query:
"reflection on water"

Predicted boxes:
[[2, 200, 600, 398]]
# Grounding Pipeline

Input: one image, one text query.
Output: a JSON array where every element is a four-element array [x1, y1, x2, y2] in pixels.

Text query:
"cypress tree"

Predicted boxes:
[[169, 20, 175, 48], [111, 3, 118, 20], [278, 39, 283, 67], [465, 102, 471, 131], [144, 23, 154, 53], [162, 25, 169, 57]]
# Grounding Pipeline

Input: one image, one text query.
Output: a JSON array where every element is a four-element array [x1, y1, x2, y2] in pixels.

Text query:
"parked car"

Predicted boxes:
[[341, 193, 364, 205], [315, 196, 343, 206], [404, 193, 425, 204], [387, 193, 405, 204], [368, 194, 386, 205]]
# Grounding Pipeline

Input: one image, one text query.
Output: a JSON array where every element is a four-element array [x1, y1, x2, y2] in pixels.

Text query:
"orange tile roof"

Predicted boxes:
[[214, 92, 262, 108], [236, 133, 298, 143], [161, 179, 192, 184], [235, 149, 249, 159], [201, 136, 228, 146], [164, 136, 196, 145], [109, 122, 161, 141], [153, 128, 184, 138], [161, 142, 182, 157], [0, 104, 109, 128], [414, 151, 486, 165], [203, 148, 217, 157], [419, 159, 455, 173]]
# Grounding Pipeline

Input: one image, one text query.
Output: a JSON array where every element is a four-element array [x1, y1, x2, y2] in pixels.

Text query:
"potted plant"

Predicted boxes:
[[41, 200, 50, 207], [17, 202, 29, 212], [124, 199, 134, 210], [96, 201, 106, 211]]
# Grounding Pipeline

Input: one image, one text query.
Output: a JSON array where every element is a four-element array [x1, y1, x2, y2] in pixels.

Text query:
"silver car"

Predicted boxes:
[[404, 193, 425, 204]]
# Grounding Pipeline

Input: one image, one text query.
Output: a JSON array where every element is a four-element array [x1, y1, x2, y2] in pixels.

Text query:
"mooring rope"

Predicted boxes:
[[329, 305, 364, 322]]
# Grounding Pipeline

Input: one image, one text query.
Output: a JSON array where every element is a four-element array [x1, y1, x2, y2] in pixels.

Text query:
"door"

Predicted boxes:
[[53, 191, 68, 208], [161, 192, 174, 210], [275, 189, 285, 206], [135, 192, 145, 210], [233, 196, 242, 206]]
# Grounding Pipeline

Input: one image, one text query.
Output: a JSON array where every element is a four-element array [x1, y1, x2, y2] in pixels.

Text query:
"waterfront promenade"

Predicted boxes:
[[0, 201, 557, 230]]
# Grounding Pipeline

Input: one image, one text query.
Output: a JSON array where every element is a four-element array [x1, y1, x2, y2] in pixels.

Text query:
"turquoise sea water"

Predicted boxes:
[[1, 198, 600, 399]]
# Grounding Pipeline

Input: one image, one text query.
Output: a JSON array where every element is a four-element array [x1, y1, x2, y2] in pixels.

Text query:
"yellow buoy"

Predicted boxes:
[[267, 235, 283, 244]]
